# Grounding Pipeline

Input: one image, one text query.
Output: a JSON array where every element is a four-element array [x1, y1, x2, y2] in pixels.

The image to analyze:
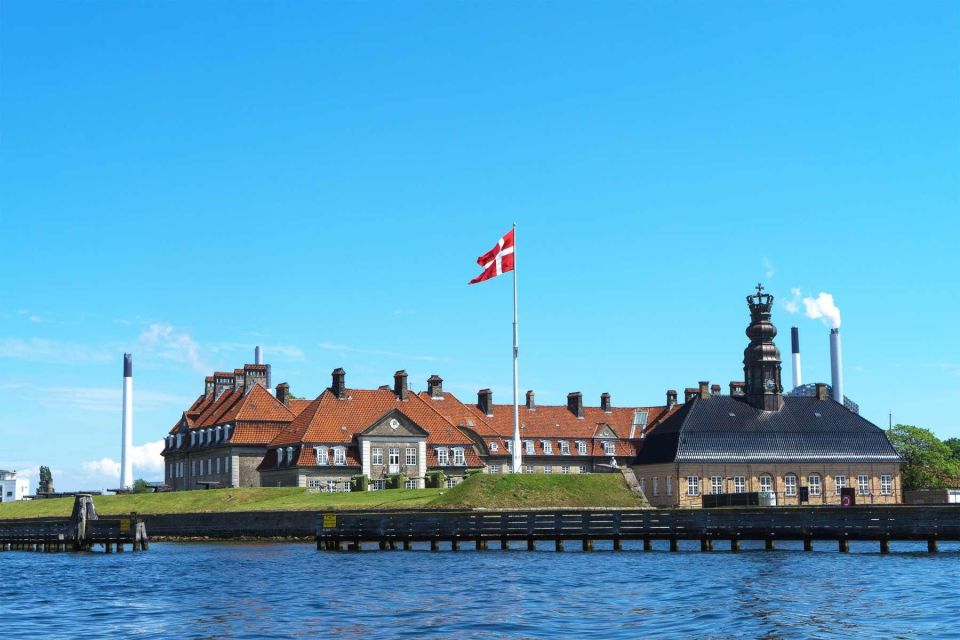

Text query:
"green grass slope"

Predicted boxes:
[[431, 473, 648, 509]]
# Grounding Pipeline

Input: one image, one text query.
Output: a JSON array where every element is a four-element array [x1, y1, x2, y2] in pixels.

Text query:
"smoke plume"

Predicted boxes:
[[802, 292, 841, 329]]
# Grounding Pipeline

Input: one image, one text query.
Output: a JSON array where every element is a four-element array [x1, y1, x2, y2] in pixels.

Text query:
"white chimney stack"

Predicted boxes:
[[120, 353, 133, 488], [830, 328, 844, 405], [255, 345, 263, 365], [790, 327, 802, 390]]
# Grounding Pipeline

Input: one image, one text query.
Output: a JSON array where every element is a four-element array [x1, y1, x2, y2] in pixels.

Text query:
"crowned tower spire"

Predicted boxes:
[[743, 283, 784, 411]]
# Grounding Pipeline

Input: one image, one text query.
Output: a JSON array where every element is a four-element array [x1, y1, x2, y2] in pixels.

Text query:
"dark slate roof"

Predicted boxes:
[[634, 395, 900, 464]]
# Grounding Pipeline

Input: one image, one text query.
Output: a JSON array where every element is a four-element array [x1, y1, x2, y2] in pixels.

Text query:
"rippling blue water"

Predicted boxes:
[[4, 540, 960, 639]]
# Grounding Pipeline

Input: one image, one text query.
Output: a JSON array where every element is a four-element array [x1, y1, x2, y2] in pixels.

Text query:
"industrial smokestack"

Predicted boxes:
[[830, 328, 844, 405], [791, 327, 803, 390], [255, 345, 263, 365], [120, 353, 133, 488]]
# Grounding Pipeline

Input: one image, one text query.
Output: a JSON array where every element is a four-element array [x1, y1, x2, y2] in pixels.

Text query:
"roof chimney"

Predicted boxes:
[[233, 369, 245, 392], [265, 364, 272, 390], [600, 392, 612, 413], [699, 381, 710, 399], [276, 382, 290, 406], [666, 390, 678, 408], [394, 370, 409, 400], [427, 375, 443, 399], [204, 376, 214, 398], [477, 389, 493, 416], [213, 373, 235, 399], [255, 345, 263, 365], [331, 368, 346, 399], [729, 381, 745, 396], [525, 390, 536, 411], [816, 382, 829, 401], [684, 388, 699, 403], [710, 384, 721, 396], [567, 392, 584, 418]]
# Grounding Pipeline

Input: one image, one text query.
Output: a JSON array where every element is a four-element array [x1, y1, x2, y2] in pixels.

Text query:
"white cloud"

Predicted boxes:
[[139, 323, 207, 373], [783, 288, 802, 314], [81, 439, 166, 481], [762, 257, 775, 279], [0, 383, 188, 413], [0, 338, 112, 364], [208, 342, 304, 360], [82, 458, 120, 478]]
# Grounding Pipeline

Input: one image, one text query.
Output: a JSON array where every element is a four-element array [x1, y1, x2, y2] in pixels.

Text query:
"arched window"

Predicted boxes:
[[808, 473, 822, 497], [759, 474, 773, 494], [784, 473, 798, 497], [276, 448, 285, 466], [286, 446, 295, 465]]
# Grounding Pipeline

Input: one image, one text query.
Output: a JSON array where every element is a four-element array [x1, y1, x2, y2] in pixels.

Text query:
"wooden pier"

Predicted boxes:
[[0, 495, 148, 553], [316, 506, 960, 553]]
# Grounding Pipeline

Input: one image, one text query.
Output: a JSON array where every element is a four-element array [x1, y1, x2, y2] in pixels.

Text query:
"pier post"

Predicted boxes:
[[430, 539, 439, 552], [451, 539, 460, 551], [880, 538, 890, 554], [500, 537, 509, 550], [643, 537, 652, 552], [476, 539, 487, 551], [731, 539, 740, 553], [527, 538, 536, 552], [116, 543, 124, 553], [105, 542, 113, 553], [555, 539, 564, 552], [838, 538, 849, 553], [928, 539, 938, 553], [379, 541, 387, 551], [804, 538, 813, 552], [387, 540, 396, 551], [582, 538, 593, 552], [669, 537, 679, 552], [764, 538, 775, 551], [613, 538, 622, 551], [700, 538, 712, 552]]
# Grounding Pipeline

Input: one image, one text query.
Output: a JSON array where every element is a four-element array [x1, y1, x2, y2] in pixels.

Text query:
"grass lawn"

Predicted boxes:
[[0, 473, 646, 519]]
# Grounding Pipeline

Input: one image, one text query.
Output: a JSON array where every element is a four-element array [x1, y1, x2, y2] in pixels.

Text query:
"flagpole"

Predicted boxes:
[[512, 222, 522, 473]]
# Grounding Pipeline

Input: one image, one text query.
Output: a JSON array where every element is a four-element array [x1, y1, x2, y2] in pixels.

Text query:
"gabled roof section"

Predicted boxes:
[[464, 401, 667, 442], [221, 384, 294, 423], [360, 408, 431, 437]]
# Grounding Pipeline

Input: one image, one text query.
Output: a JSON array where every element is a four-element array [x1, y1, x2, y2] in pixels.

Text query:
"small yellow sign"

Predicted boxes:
[[323, 513, 337, 529], [119, 519, 131, 532]]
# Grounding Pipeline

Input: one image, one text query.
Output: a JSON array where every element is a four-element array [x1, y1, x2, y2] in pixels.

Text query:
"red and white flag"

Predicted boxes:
[[468, 228, 515, 285]]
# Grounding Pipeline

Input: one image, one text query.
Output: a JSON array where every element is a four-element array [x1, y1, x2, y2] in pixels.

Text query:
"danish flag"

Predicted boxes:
[[468, 229, 515, 285]]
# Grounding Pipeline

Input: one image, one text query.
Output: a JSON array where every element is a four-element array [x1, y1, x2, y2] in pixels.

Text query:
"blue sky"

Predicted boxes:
[[1, 2, 958, 491]]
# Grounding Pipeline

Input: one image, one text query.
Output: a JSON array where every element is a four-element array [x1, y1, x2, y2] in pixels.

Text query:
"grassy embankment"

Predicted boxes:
[[0, 473, 645, 520]]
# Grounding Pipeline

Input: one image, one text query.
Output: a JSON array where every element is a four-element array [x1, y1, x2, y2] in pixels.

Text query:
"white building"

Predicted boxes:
[[0, 470, 30, 502]]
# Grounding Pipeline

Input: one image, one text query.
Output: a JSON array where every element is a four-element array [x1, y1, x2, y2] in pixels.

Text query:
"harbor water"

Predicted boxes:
[[3, 540, 960, 639]]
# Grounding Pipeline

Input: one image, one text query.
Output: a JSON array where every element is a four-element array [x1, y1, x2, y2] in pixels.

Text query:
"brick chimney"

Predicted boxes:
[[331, 368, 346, 399], [666, 390, 678, 408], [815, 382, 829, 401], [276, 382, 290, 406], [711, 384, 721, 396], [233, 369, 245, 392], [477, 389, 493, 416], [567, 392, 584, 418], [427, 374, 443, 399], [243, 364, 268, 392], [699, 381, 710, 399], [214, 373, 235, 399], [684, 388, 699, 403], [600, 392, 612, 413], [204, 376, 214, 398], [525, 390, 536, 411], [729, 381, 745, 396], [394, 370, 409, 400]]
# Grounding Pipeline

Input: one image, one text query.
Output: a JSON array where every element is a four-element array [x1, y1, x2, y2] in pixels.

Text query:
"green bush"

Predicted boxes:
[[386, 473, 407, 489], [464, 468, 484, 478], [425, 471, 446, 488], [350, 475, 369, 492]]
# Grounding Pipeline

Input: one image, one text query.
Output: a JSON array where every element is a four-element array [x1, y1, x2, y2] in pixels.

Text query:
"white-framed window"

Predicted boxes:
[[306, 479, 322, 488], [666, 476, 673, 496], [711, 476, 723, 494], [216, 426, 223, 442], [734, 476, 746, 493], [370, 479, 386, 491], [405, 447, 417, 466], [561, 465, 570, 474], [579, 465, 588, 474], [858, 475, 870, 496], [506, 440, 513, 453], [371, 447, 383, 466], [603, 441, 616, 456], [525, 464, 534, 474], [784, 474, 798, 497], [216, 457, 221, 474], [388, 448, 400, 467], [333, 447, 346, 466], [809, 474, 822, 496], [542, 441, 553, 455], [759, 475, 773, 494], [436, 447, 449, 465], [452, 447, 466, 466], [639, 477, 645, 493], [687, 476, 700, 496], [445, 478, 458, 488], [652, 477, 659, 497], [544, 465, 553, 474], [576, 441, 587, 455], [524, 440, 534, 455], [208, 459, 213, 475], [404, 479, 418, 489], [835, 475, 847, 495], [326, 479, 338, 492], [559, 441, 570, 455], [880, 474, 893, 496], [489, 442, 499, 452], [276, 448, 284, 466], [316, 447, 329, 465], [286, 447, 294, 466], [490, 464, 500, 474], [225, 456, 230, 472], [190, 432, 197, 447]]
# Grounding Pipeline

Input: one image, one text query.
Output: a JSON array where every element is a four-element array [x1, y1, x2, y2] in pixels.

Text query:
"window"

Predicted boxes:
[[452, 448, 466, 466], [326, 479, 338, 492], [808, 474, 822, 496], [524, 440, 534, 455], [576, 441, 587, 455], [445, 478, 458, 488], [404, 479, 418, 489], [880, 474, 893, 496], [333, 447, 346, 466], [734, 476, 746, 493], [371, 447, 383, 466], [711, 476, 723, 495], [489, 442, 499, 452], [306, 479, 323, 488], [208, 459, 213, 475], [525, 465, 534, 474], [216, 457, 221, 474], [603, 441, 616, 456], [633, 410, 649, 437], [388, 447, 400, 467], [277, 448, 284, 466], [544, 465, 553, 474], [559, 441, 570, 455], [639, 477, 646, 493], [506, 440, 513, 453], [858, 475, 870, 496], [665, 476, 673, 497], [316, 447, 329, 465], [835, 475, 847, 495], [436, 447, 449, 465], [370, 479, 386, 491], [225, 456, 230, 472], [784, 474, 798, 497], [216, 426, 223, 442], [652, 477, 659, 497], [579, 465, 588, 474], [405, 447, 417, 466], [759, 475, 773, 494], [561, 465, 570, 474], [286, 447, 294, 466], [687, 476, 700, 496], [542, 441, 553, 455], [490, 464, 500, 474]]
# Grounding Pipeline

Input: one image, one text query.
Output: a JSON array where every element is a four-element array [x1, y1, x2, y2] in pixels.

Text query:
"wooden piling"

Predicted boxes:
[[928, 538, 938, 553], [643, 537, 653, 551], [430, 539, 439, 552], [476, 539, 487, 551], [880, 538, 890, 554], [613, 538, 622, 551], [669, 537, 679, 552], [527, 538, 536, 551], [731, 538, 740, 553], [555, 539, 564, 552], [700, 538, 711, 552], [402, 540, 411, 551], [765, 538, 775, 551], [582, 538, 593, 552], [839, 538, 849, 553], [804, 538, 813, 552], [451, 539, 460, 551], [500, 537, 509, 550]]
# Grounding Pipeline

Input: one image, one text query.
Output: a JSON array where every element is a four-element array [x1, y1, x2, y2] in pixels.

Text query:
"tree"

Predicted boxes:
[[131, 478, 151, 493], [944, 438, 960, 463], [887, 424, 960, 490], [38, 466, 53, 493]]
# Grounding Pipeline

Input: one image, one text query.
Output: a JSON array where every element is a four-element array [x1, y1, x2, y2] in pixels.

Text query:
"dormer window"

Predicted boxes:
[[216, 426, 223, 443], [489, 442, 499, 452], [576, 440, 587, 455], [603, 441, 616, 456], [286, 446, 295, 466], [176, 433, 183, 448], [190, 432, 197, 447], [333, 446, 346, 466], [506, 440, 513, 453], [316, 447, 329, 465], [276, 448, 285, 466], [224, 424, 232, 441], [452, 447, 466, 466], [436, 447, 449, 466], [559, 441, 570, 455], [524, 440, 534, 455], [542, 441, 553, 455]]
